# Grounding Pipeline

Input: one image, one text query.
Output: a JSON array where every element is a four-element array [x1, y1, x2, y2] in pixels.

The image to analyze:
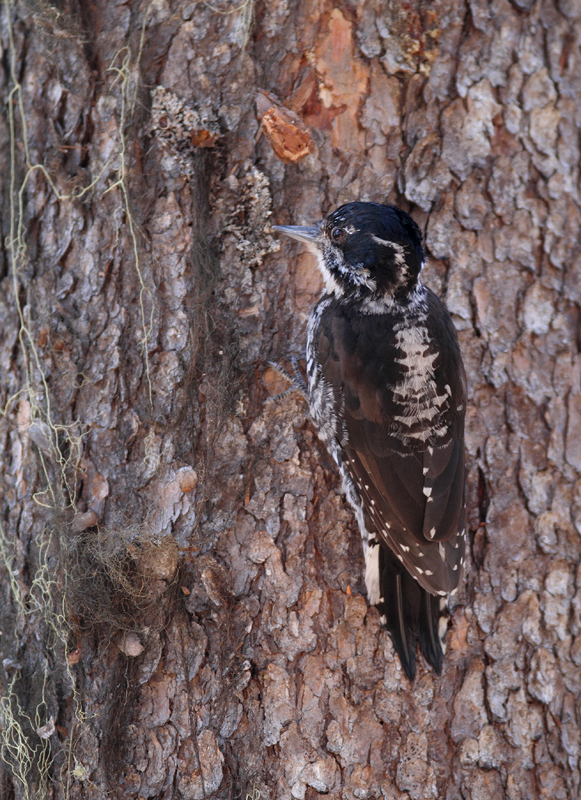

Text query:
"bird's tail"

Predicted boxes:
[[375, 545, 443, 681]]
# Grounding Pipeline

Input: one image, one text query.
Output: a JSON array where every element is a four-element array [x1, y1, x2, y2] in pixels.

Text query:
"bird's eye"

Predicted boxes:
[[331, 227, 346, 243]]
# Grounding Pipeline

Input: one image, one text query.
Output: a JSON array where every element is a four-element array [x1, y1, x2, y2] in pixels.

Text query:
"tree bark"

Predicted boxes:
[[1, 0, 580, 798]]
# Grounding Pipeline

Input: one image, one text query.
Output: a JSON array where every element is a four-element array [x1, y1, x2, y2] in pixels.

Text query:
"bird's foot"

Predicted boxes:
[[264, 358, 308, 404]]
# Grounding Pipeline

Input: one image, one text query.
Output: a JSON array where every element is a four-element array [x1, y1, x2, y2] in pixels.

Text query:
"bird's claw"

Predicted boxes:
[[264, 359, 308, 404]]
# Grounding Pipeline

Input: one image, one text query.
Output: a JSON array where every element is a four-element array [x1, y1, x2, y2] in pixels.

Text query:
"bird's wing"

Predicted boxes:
[[317, 294, 466, 596]]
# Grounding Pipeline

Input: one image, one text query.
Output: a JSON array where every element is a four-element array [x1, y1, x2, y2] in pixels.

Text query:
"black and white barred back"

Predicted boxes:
[[274, 202, 466, 681]]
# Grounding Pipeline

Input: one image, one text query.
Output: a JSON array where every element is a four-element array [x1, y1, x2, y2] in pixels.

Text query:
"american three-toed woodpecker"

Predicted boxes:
[[273, 202, 467, 681]]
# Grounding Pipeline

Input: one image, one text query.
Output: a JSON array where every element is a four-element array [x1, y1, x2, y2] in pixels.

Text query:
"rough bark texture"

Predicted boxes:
[[0, 0, 580, 798]]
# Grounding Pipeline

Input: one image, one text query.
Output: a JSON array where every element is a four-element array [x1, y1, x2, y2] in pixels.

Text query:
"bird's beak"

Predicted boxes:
[[272, 223, 322, 246]]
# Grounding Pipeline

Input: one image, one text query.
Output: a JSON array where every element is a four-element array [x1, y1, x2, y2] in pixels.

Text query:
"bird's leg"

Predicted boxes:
[[265, 358, 308, 404]]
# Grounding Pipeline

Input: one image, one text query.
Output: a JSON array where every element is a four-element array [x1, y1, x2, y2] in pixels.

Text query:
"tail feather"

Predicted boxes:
[[376, 545, 444, 680], [417, 590, 443, 674]]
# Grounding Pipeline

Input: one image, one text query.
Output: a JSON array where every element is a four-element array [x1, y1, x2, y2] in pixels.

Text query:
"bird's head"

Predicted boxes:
[[274, 202, 424, 301]]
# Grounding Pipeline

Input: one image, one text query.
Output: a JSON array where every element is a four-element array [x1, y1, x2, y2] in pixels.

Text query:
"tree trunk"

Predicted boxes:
[[1, 0, 580, 798]]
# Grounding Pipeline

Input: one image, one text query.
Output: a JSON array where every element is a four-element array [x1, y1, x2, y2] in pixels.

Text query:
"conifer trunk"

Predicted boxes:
[[1, 1, 580, 798]]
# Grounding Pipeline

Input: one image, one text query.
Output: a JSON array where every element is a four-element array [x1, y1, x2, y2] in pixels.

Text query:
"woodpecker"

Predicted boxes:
[[273, 202, 466, 680]]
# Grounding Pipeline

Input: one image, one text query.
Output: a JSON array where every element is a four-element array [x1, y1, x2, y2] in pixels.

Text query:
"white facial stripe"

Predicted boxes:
[[371, 235, 390, 246], [318, 245, 378, 297], [370, 236, 408, 282], [316, 252, 345, 298]]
